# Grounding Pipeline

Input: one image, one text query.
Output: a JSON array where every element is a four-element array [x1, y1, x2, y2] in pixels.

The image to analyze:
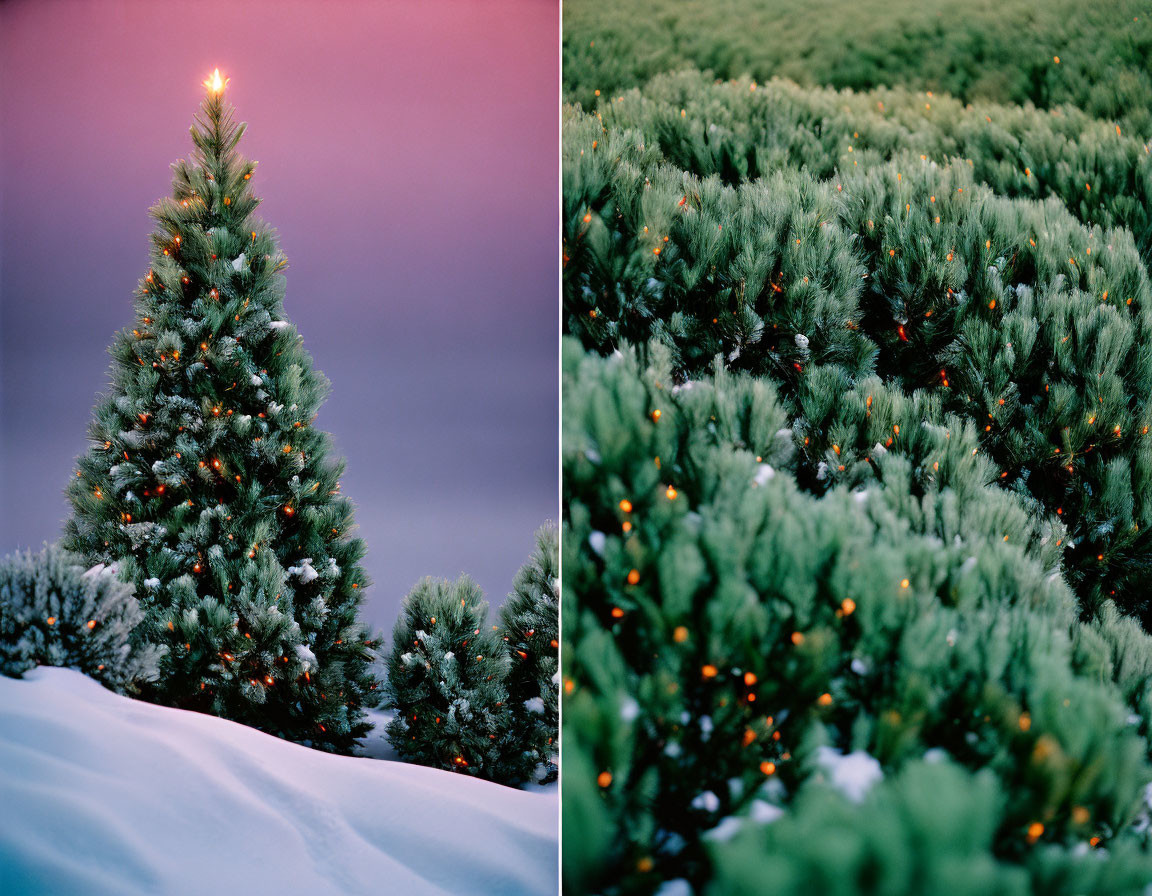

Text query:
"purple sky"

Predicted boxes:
[[0, 0, 558, 632]]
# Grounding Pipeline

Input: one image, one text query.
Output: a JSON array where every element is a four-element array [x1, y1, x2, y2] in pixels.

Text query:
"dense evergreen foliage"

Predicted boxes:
[[587, 71, 1152, 260], [564, 101, 1152, 626], [63, 81, 378, 752], [563, 5, 1152, 893], [562, 342, 1152, 892], [0, 546, 161, 692], [563, 1, 1152, 138]]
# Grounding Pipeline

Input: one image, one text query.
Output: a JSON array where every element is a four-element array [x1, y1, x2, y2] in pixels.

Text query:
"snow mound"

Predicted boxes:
[[0, 668, 557, 896]]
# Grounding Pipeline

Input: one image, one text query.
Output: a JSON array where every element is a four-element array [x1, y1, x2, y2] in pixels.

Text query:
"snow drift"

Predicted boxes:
[[0, 668, 557, 895]]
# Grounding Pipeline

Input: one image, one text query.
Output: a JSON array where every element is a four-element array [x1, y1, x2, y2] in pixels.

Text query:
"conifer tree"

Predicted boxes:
[[500, 524, 560, 782], [63, 71, 377, 752], [385, 575, 529, 783]]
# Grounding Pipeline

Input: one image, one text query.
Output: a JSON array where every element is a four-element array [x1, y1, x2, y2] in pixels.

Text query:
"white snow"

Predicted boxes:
[[288, 559, 319, 584], [294, 642, 318, 670], [753, 464, 775, 485], [749, 800, 784, 824], [0, 668, 557, 896], [269, 320, 290, 330], [231, 253, 247, 272], [690, 790, 720, 813], [655, 879, 693, 896], [524, 697, 546, 715], [703, 816, 744, 842], [812, 745, 883, 803]]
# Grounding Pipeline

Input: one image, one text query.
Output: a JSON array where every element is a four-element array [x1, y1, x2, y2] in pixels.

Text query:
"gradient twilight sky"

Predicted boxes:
[[0, 0, 558, 632]]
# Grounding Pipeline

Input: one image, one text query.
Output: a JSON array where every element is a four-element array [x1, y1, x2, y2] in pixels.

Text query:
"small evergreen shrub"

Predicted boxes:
[[562, 6, 1152, 893], [385, 575, 532, 784], [500, 524, 560, 782], [0, 545, 162, 692]]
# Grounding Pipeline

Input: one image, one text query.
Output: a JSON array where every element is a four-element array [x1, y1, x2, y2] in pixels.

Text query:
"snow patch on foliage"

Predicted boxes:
[[691, 791, 720, 813], [294, 643, 317, 670], [749, 800, 784, 824], [704, 816, 744, 842], [813, 746, 883, 803], [288, 559, 319, 584]]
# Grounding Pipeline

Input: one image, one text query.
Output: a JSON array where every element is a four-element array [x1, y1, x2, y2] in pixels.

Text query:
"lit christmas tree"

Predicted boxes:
[[64, 71, 378, 752]]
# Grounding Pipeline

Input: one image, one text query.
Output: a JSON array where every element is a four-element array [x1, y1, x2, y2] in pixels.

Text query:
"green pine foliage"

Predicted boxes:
[[564, 5, 1152, 894], [562, 342, 1152, 893], [0, 545, 161, 692], [500, 523, 560, 782], [63, 87, 378, 752], [563, 0, 1152, 138], [385, 576, 529, 784], [590, 70, 1152, 260], [564, 103, 1152, 626], [709, 760, 1152, 896]]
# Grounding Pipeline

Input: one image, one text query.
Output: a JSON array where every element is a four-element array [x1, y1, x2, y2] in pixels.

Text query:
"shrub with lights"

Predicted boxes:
[[0, 545, 162, 693], [499, 523, 561, 783], [562, 342, 1152, 893], [385, 575, 526, 784], [564, 105, 1152, 627], [385, 527, 561, 788], [63, 71, 378, 753], [592, 70, 1152, 259], [562, 9, 1152, 888], [562, 0, 1152, 137]]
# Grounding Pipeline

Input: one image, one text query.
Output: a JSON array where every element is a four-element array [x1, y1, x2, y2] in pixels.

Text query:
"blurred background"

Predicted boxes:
[[0, 0, 558, 631]]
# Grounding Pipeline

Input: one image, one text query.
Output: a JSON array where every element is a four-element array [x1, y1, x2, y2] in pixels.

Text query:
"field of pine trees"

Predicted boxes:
[[561, 3, 1152, 894]]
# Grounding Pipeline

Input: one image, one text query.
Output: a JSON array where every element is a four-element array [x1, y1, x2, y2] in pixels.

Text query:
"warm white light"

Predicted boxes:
[[203, 68, 228, 94]]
